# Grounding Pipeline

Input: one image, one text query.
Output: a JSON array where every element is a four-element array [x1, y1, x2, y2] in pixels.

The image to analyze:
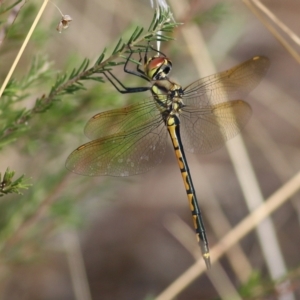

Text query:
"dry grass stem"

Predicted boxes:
[[164, 215, 243, 300], [172, 0, 289, 293], [243, 0, 300, 63], [156, 170, 300, 300], [207, 264, 243, 300], [198, 171, 252, 283], [156, 1, 297, 298], [63, 231, 92, 300], [252, 0, 300, 46], [163, 214, 201, 260], [0, 0, 50, 98]]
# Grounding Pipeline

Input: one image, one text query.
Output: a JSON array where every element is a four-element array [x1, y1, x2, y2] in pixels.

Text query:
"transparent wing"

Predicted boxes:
[[180, 100, 251, 153], [66, 102, 167, 176], [84, 99, 159, 139], [183, 56, 270, 107]]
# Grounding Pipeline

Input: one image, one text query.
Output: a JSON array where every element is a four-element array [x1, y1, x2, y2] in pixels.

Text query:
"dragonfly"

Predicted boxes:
[[66, 45, 270, 268]]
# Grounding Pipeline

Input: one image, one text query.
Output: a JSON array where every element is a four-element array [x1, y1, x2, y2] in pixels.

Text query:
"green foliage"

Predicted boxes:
[[192, 2, 229, 26], [239, 271, 264, 298], [51, 197, 83, 227], [4, 2, 37, 42], [0, 168, 30, 197], [0, 4, 177, 182], [0, 0, 178, 270], [238, 270, 289, 299], [30, 7, 178, 115], [143, 295, 155, 300], [0, 0, 22, 15], [0, 55, 54, 147]]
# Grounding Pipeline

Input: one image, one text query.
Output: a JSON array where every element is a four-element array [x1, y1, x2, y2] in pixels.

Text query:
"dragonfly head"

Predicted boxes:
[[145, 56, 172, 81]]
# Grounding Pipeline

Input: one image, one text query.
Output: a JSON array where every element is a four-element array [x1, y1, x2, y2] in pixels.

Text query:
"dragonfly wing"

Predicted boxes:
[[183, 56, 270, 107], [180, 100, 251, 154], [66, 114, 167, 176], [84, 99, 158, 140]]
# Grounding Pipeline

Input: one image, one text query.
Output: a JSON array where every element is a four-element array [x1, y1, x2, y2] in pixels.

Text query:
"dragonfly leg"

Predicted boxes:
[[123, 43, 167, 79], [134, 47, 146, 76], [146, 43, 167, 58], [103, 43, 170, 94], [102, 45, 153, 94], [122, 45, 150, 81], [103, 71, 150, 94]]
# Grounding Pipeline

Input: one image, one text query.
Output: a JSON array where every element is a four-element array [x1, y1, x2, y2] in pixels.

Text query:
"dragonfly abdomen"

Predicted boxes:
[[166, 114, 211, 268]]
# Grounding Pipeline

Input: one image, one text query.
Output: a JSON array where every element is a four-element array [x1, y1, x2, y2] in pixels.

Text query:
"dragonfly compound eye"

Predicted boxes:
[[145, 57, 172, 80], [160, 63, 172, 76]]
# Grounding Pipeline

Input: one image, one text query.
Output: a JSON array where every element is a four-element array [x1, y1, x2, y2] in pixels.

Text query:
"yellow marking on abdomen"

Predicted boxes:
[[192, 215, 198, 230], [187, 193, 195, 211], [181, 171, 191, 192], [175, 150, 184, 169], [203, 252, 210, 260]]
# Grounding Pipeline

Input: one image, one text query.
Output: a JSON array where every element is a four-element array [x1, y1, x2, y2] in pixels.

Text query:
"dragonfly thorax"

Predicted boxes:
[[151, 79, 183, 98], [145, 56, 172, 80], [151, 78, 184, 115]]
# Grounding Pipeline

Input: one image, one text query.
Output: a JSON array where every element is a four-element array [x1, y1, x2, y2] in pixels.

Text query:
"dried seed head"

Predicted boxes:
[[51, 2, 72, 33], [56, 14, 72, 33]]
